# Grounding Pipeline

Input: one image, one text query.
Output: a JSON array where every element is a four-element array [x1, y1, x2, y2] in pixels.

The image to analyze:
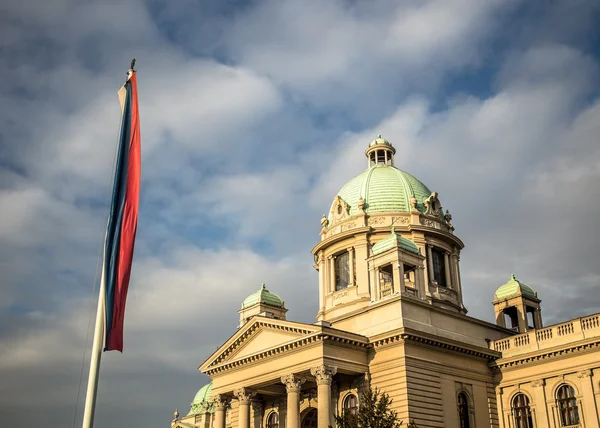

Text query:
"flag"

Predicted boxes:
[[103, 71, 141, 352]]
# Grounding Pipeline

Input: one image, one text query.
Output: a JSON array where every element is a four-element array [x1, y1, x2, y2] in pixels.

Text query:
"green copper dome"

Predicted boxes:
[[329, 165, 432, 221], [188, 382, 213, 415], [494, 274, 537, 300], [242, 284, 284, 308], [372, 228, 419, 255]]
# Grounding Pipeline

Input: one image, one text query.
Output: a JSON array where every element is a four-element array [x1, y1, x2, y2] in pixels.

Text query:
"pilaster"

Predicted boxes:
[[531, 379, 550, 427], [578, 370, 599, 428]]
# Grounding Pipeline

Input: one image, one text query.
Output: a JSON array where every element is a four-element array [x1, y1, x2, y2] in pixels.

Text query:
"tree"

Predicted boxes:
[[333, 385, 417, 428]]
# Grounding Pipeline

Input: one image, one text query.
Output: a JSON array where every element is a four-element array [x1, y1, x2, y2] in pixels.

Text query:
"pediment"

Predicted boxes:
[[200, 317, 318, 372]]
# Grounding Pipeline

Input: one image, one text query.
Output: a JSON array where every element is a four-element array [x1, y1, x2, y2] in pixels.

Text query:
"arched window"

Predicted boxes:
[[556, 384, 579, 426], [512, 394, 533, 428], [457, 392, 470, 428], [266, 412, 279, 428], [343, 394, 358, 416]]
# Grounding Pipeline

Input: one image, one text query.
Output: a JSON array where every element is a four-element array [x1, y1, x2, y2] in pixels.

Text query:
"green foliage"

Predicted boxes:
[[332, 385, 417, 428]]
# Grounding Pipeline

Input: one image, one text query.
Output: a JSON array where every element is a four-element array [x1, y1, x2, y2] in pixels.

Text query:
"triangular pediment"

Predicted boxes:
[[200, 317, 318, 372]]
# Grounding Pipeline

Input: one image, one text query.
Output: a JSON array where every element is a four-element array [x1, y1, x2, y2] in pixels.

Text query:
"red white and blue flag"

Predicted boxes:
[[103, 71, 141, 352]]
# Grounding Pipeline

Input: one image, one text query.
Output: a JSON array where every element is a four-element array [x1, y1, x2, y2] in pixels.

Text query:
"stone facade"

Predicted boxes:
[[172, 137, 600, 428]]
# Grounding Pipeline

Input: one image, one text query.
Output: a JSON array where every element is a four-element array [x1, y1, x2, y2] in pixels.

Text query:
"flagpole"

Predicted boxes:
[[81, 256, 107, 428], [81, 63, 137, 428]]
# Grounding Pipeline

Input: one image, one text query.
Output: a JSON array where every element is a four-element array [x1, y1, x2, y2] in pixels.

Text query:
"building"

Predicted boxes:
[[171, 136, 600, 428]]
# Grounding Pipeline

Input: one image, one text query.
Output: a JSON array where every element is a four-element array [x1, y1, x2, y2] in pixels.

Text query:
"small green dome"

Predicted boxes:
[[242, 284, 284, 308], [372, 228, 419, 255], [494, 274, 537, 300], [329, 165, 432, 221], [369, 135, 391, 146], [188, 382, 213, 415]]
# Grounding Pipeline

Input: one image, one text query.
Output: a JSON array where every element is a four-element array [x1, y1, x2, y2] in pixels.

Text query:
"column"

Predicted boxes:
[[495, 309, 506, 328], [416, 265, 427, 299], [212, 395, 230, 428], [281, 374, 306, 428], [348, 247, 355, 286], [311, 365, 338, 428], [328, 256, 335, 293], [396, 261, 405, 294], [451, 254, 464, 306], [318, 253, 326, 318], [531, 380, 550, 428], [534, 308, 543, 328], [516, 305, 528, 333], [444, 251, 452, 288], [578, 370, 599, 428], [426, 245, 434, 284], [234, 388, 257, 428]]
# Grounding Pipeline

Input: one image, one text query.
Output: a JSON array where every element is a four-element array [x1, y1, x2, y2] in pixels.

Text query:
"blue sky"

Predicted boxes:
[[1, 1, 600, 427]]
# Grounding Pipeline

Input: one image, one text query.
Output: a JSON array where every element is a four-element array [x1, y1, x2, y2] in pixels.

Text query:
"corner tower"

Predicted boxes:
[[312, 136, 466, 331]]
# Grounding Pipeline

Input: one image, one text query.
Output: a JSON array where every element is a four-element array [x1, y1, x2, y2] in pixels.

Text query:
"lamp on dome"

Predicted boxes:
[[365, 134, 396, 167]]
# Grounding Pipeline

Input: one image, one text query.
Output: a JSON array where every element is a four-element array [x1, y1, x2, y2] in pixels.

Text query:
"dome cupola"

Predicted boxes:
[[238, 284, 287, 327], [366, 135, 396, 167], [188, 382, 213, 415]]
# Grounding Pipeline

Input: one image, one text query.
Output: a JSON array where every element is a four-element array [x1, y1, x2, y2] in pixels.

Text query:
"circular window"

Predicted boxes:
[[337, 205, 342, 215]]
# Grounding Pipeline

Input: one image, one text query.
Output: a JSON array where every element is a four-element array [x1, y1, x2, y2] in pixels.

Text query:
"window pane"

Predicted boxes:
[[335, 252, 350, 291], [431, 249, 446, 286], [557, 385, 579, 426]]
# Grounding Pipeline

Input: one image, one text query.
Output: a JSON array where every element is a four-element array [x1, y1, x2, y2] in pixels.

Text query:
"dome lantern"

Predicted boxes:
[[238, 284, 287, 327], [365, 135, 396, 167]]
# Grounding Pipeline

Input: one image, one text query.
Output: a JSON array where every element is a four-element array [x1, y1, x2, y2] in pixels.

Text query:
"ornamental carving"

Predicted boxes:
[[577, 369, 592, 378], [420, 218, 440, 229], [281, 374, 306, 392], [444, 209, 455, 232], [531, 379, 545, 388], [310, 364, 337, 385], [424, 192, 442, 217], [391, 216, 409, 225], [330, 196, 351, 224], [234, 388, 257, 404], [212, 394, 230, 410], [368, 216, 386, 226], [341, 222, 356, 232]]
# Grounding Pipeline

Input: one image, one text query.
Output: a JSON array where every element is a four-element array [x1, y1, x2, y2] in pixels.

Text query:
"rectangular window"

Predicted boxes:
[[431, 248, 446, 286], [335, 252, 350, 291], [380, 264, 394, 297]]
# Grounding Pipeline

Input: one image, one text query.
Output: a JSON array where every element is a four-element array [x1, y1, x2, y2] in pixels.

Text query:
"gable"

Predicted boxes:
[[201, 318, 317, 371], [228, 327, 305, 361]]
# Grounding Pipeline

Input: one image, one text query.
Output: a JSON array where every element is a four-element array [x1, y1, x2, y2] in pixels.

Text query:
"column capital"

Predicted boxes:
[[234, 388, 257, 404], [281, 374, 306, 392], [212, 394, 231, 410], [251, 400, 264, 413], [310, 365, 337, 385], [531, 379, 545, 388]]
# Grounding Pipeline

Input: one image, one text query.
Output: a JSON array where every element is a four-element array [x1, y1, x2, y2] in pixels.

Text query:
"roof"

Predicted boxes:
[[329, 165, 432, 222], [494, 274, 538, 300], [242, 284, 284, 308], [187, 382, 213, 415], [372, 228, 420, 255]]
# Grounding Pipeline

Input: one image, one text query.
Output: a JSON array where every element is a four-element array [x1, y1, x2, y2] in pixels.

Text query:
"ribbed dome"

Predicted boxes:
[[329, 165, 432, 221], [242, 284, 284, 308], [188, 382, 213, 415], [494, 275, 537, 300]]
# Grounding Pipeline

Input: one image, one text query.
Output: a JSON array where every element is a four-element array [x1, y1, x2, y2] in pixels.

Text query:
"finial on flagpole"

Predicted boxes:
[[127, 58, 136, 80]]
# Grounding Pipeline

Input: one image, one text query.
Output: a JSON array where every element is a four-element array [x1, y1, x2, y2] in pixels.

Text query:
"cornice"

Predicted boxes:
[[204, 331, 370, 376], [491, 338, 600, 370], [371, 327, 501, 360]]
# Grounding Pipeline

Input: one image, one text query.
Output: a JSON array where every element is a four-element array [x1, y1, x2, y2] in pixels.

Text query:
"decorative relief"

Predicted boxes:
[[531, 379, 545, 388], [420, 217, 441, 229], [330, 196, 351, 224], [368, 216, 387, 226], [341, 222, 357, 232], [281, 374, 306, 392], [577, 369, 592, 378], [234, 388, 257, 404], [310, 364, 338, 385], [212, 395, 231, 410], [391, 216, 409, 225]]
